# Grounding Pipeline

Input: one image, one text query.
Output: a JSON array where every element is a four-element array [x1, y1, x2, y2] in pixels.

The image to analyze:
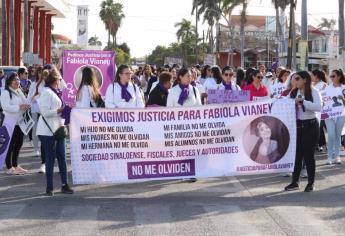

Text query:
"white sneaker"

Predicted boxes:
[[282, 173, 292, 177], [38, 164, 45, 174], [335, 157, 342, 164], [6, 168, 15, 175], [34, 150, 40, 157], [326, 160, 333, 165]]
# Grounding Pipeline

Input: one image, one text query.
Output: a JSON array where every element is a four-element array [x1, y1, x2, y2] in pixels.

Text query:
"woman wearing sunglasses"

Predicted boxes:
[[243, 69, 268, 101], [217, 66, 241, 91], [324, 69, 345, 165], [285, 71, 322, 192]]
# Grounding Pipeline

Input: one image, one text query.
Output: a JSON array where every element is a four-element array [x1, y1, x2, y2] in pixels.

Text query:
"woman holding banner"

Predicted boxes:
[[105, 65, 145, 108], [218, 66, 241, 91], [167, 68, 201, 182], [37, 71, 74, 196], [285, 71, 322, 192], [243, 69, 268, 101], [75, 67, 104, 108], [324, 69, 345, 165], [1, 73, 31, 175]]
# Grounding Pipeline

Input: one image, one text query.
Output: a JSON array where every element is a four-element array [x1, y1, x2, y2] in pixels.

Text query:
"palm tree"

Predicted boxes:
[[100, 0, 125, 48], [175, 19, 196, 42], [175, 19, 197, 65], [2, 0, 7, 65], [287, 0, 297, 69], [88, 35, 102, 46], [340, 0, 345, 54], [318, 18, 336, 30], [272, 0, 290, 61], [108, 3, 125, 47], [301, 0, 308, 70]]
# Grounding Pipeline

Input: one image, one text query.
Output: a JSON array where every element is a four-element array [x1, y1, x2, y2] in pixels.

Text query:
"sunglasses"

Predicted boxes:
[[256, 76, 263, 79], [224, 73, 234, 77], [330, 75, 336, 78]]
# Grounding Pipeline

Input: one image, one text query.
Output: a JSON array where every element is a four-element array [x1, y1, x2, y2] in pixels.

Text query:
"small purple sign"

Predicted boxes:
[[208, 90, 250, 104], [62, 50, 116, 106], [127, 159, 195, 179]]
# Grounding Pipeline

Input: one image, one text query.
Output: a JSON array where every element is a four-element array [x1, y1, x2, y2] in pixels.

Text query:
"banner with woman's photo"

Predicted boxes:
[[321, 86, 345, 120], [62, 50, 116, 106], [70, 99, 296, 184]]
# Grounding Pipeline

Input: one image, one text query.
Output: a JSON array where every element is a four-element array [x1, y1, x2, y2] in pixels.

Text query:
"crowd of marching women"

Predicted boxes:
[[0, 62, 345, 195]]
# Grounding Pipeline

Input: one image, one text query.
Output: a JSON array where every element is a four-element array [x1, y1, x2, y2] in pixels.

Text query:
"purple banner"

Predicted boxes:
[[207, 90, 250, 104], [62, 50, 116, 106], [127, 159, 195, 179]]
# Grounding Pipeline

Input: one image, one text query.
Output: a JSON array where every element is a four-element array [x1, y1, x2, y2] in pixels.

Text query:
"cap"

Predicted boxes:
[[265, 72, 273, 77]]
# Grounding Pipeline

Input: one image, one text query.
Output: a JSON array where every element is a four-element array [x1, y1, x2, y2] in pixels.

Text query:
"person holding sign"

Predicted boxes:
[[105, 65, 145, 108], [75, 67, 104, 108], [324, 69, 345, 165], [242, 69, 268, 101], [217, 66, 241, 91], [285, 71, 322, 192], [1, 73, 31, 175]]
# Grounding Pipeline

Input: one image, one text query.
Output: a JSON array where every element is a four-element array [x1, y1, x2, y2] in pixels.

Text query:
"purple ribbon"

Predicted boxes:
[[191, 81, 197, 87], [119, 83, 132, 102], [222, 80, 232, 90], [47, 86, 71, 125], [178, 84, 189, 105]]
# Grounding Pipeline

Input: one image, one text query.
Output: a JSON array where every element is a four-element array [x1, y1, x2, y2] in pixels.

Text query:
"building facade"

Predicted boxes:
[[0, 0, 69, 66]]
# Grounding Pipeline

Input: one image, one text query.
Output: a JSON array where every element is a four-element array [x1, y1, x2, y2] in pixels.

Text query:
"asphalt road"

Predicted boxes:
[[1, 142, 345, 236]]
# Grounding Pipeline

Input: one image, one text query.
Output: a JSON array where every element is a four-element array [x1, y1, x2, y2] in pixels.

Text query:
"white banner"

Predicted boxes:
[[70, 99, 296, 184]]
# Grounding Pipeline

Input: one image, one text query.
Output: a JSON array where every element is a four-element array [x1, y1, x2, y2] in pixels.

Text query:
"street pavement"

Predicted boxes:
[[1, 141, 345, 236]]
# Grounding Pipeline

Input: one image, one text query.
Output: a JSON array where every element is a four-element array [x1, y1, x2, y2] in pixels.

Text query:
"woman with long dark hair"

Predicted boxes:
[[243, 69, 268, 101], [1, 73, 31, 175], [285, 71, 322, 192], [198, 65, 211, 85], [105, 65, 145, 108], [235, 68, 245, 88], [218, 66, 241, 91], [324, 69, 345, 165], [203, 66, 220, 91], [167, 68, 201, 107], [75, 67, 102, 108]]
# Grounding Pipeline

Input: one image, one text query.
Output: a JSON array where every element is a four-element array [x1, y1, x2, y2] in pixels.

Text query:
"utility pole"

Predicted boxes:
[[195, 3, 199, 64], [301, 0, 308, 70]]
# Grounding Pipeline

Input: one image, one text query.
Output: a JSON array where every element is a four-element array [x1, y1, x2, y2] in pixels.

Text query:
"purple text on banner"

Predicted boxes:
[[207, 90, 250, 104], [62, 50, 116, 107], [127, 159, 195, 179]]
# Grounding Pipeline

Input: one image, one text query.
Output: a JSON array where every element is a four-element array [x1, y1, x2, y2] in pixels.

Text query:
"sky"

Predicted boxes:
[[52, 0, 340, 58]]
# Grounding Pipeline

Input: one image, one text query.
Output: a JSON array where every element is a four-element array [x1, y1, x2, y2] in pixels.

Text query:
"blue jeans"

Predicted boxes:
[[325, 117, 345, 160], [38, 135, 68, 191]]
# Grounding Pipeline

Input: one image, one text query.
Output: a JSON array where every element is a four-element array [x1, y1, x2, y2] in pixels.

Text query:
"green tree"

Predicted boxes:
[[114, 47, 131, 65], [117, 42, 130, 54], [88, 35, 102, 46], [175, 19, 196, 42], [100, 0, 125, 47]]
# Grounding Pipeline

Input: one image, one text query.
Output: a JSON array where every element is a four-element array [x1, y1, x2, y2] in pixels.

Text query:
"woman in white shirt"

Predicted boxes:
[[37, 71, 74, 196], [311, 69, 328, 152], [1, 73, 31, 175], [324, 69, 345, 165], [190, 67, 206, 104], [167, 68, 202, 107], [105, 65, 145, 108], [285, 71, 322, 192], [27, 67, 47, 173], [218, 66, 241, 91], [203, 66, 220, 91], [75, 67, 103, 108]]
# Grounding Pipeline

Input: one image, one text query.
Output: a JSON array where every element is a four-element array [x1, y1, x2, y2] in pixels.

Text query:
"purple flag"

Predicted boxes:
[[0, 118, 15, 169]]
